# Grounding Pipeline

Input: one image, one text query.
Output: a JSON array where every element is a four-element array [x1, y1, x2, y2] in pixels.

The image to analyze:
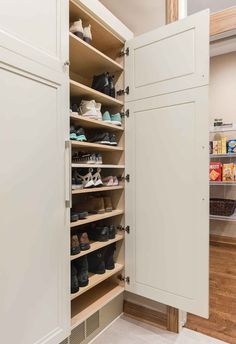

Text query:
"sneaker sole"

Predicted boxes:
[[80, 243, 91, 251], [105, 208, 112, 212], [78, 280, 89, 287], [111, 121, 121, 126]]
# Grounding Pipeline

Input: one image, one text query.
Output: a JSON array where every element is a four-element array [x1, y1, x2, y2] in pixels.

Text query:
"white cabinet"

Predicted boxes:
[[125, 10, 210, 318], [0, 1, 70, 344]]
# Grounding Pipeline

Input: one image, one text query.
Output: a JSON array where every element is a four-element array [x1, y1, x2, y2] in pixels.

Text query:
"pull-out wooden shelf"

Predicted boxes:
[[71, 140, 124, 152], [72, 185, 124, 195], [71, 281, 124, 328], [70, 80, 123, 107], [70, 33, 123, 79], [70, 114, 124, 132], [70, 209, 124, 227], [71, 234, 124, 260], [72, 163, 125, 169], [71, 263, 124, 300], [69, 0, 124, 54]]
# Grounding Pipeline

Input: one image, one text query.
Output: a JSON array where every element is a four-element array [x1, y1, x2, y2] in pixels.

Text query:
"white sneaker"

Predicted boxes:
[[95, 103, 102, 121], [70, 19, 84, 40], [83, 24, 92, 44], [79, 100, 98, 119], [78, 169, 95, 188]]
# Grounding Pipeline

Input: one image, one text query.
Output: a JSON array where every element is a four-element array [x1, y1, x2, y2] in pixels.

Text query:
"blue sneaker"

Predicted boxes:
[[70, 125, 77, 140], [110, 113, 121, 126], [76, 128, 87, 141], [102, 111, 111, 123]]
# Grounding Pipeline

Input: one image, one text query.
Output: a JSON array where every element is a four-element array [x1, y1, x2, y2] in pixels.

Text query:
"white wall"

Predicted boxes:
[[99, 0, 166, 36]]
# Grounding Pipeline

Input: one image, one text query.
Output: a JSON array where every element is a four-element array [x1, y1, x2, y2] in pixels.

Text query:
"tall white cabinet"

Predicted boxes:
[[0, 1, 210, 344]]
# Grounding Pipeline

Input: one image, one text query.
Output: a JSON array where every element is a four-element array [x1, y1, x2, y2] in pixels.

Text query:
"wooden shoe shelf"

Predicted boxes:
[[69, 0, 125, 329]]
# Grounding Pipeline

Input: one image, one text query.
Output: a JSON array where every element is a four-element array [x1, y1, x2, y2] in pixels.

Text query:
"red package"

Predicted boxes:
[[209, 162, 222, 181]]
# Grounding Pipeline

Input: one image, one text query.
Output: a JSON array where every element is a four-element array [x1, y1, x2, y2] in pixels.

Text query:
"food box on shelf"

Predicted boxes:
[[227, 140, 236, 154], [209, 162, 222, 181], [222, 163, 235, 182]]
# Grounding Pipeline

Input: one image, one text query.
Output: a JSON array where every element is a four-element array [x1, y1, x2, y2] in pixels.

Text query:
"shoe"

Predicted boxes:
[[78, 232, 90, 251], [78, 169, 95, 188], [104, 244, 116, 270], [83, 24, 92, 44], [108, 75, 115, 98], [95, 103, 102, 120], [92, 168, 103, 187], [70, 125, 77, 140], [109, 133, 117, 146], [72, 152, 97, 164], [70, 104, 79, 115], [72, 171, 83, 190], [108, 225, 116, 239], [71, 212, 79, 222], [90, 196, 105, 214], [79, 100, 97, 119], [102, 176, 114, 187], [103, 196, 113, 212], [95, 153, 103, 164], [113, 176, 119, 186], [70, 19, 84, 40], [76, 128, 87, 141], [92, 73, 110, 95], [111, 113, 122, 126], [72, 203, 89, 219], [71, 263, 80, 293], [88, 249, 106, 274], [88, 132, 110, 145], [102, 111, 112, 123], [88, 226, 109, 242], [74, 256, 89, 287], [71, 234, 81, 255]]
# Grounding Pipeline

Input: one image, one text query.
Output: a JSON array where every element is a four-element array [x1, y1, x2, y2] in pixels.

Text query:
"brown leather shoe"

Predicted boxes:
[[103, 196, 113, 212], [78, 232, 90, 251], [90, 196, 105, 214]]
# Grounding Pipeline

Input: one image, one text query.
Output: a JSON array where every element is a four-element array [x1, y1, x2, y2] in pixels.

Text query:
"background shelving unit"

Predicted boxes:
[[69, 0, 125, 329]]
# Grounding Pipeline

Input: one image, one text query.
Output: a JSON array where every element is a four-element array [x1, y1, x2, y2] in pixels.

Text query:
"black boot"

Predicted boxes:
[[71, 263, 79, 294], [88, 225, 109, 242], [108, 75, 115, 98], [108, 224, 116, 239], [92, 73, 109, 95], [104, 243, 116, 270], [88, 249, 105, 274], [74, 256, 89, 287], [71, 234, 81, 255]]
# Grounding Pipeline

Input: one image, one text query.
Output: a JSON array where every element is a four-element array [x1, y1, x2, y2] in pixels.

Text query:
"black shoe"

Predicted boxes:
[[70, 104, 78, 113], [71, 263, 80, 294], [78, 231, 90, 251], [71, 234, 81, 255], [76, 127, 87, 142], [88, 249, 105, 274], [70, 125, 77, 140], [74, 256, 89, 287], [92, 73, 110, 95], [108, 225, 116, 239], [71, 212, 79, 222], [104, 243, 116, 270], [88, 132, 110, 145], [108, 75, 115, 98], [88, 226, 109, 242], [109, 133, 117, 146]]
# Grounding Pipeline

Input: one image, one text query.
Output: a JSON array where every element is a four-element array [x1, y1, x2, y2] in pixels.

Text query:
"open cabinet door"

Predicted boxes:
[[125, 10, 209, 318]]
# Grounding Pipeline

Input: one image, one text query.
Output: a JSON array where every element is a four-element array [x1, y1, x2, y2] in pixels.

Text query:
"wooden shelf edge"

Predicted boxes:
[[69, 32, 123, 72], [71, 283, 124, 329], [71, 140, 124, 152], [70, 209, 124, 227], [71, 263, 124, 300], [71, 163, 125, 169], [70, 114, 124, 132], [210, 234, 236, 247], [72, 185, 124, 195], [70, 79, 124, 106], [71, 234, 124, 260]]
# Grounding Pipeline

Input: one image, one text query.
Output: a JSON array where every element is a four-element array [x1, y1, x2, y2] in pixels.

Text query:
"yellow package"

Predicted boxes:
[[222, 163, 235, 182], [221, 137, 227, 154]]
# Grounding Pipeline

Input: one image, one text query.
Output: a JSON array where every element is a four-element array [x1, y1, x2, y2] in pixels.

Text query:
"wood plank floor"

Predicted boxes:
[[185, 242, 236, 344]]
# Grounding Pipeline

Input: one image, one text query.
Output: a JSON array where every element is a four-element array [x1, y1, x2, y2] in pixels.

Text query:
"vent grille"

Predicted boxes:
[[86, 312, 100, 337], [70, 322, 85, 344]]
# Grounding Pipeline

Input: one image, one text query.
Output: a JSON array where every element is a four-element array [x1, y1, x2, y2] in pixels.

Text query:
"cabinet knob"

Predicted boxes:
[[64, 60, 70, 66]]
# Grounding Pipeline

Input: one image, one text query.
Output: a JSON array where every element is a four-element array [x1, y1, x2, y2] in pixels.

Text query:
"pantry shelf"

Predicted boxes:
[[210, 182, 236, 186], [70, 114, 124, 132], [71, 263, 124, 300], [71, 281, 124, 328], [210, 214, 236, 222], [70, 209, 124, 227], [71, 234, 124, 260], [70, 80, 123, 107], [210, 153, 236, 158], [69, 33, 123, 78], [72, 163, 125, 169], [71, 140, 124, 152], [72, 185, 124, 195]]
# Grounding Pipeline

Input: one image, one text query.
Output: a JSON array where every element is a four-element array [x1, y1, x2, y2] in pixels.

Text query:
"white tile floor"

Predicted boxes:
[[92, 316, 227, 344]]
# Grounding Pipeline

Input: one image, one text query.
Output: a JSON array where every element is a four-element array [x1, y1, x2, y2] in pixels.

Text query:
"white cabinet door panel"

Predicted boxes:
[[125, 87, 209, 317], [125, 10, 209, 102]]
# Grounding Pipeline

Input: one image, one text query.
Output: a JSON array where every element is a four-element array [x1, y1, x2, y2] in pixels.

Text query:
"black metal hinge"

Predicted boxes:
[[120, 47, 129, 56], [118, 174, 130, 182], [118, 274, 130, 284], [121, 109, 129, 118], [117, 86, 129, 96], [117, 225, 130, 234]]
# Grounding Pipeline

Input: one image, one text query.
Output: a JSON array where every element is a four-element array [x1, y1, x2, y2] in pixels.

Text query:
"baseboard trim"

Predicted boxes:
[[210, 234, 236, 247], [123, 300, 167, 330]]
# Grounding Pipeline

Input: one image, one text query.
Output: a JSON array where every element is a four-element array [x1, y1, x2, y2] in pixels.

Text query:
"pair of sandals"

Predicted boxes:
[[76, 168, 103, 188]]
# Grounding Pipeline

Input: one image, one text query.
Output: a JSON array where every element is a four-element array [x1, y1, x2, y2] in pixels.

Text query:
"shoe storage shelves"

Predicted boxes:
[[69, 0, 125, 330]]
